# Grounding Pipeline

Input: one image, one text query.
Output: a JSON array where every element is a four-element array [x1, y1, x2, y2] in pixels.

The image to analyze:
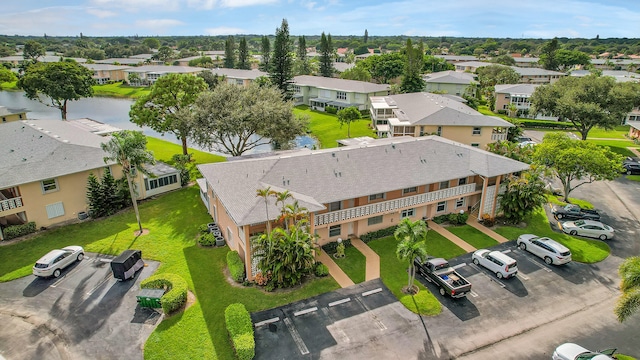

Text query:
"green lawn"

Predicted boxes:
[[494, 207, 610, 263], [0, 187, 339, 360], [586, 125, 629, 139], [295, 105, 376, 149], [332, 245, 367, 284], [93, 82, 151, 98], [587, 139, 638, 158], [546, 194, 594, 210], [626, 175, 640, 182], [445, 225, 499, 249], [426, 230, 467, 259], [367, 236, 441, 316], [146, 137, 225, 165]]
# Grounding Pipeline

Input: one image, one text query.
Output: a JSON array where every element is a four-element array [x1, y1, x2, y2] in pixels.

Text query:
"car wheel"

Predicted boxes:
[[544, 257, 553, 265], [570, 230, 577, 235], [518, 242, 526, 251], [53, 269, 61, 278], [77, 253, 84, 261], [599, 234, 607, 240], [496, 272, 503, 279], [439, 287, 446, 296], [627, 170, 632, 175], [556, 214, 563, 219], [472, 258, 479, 265]]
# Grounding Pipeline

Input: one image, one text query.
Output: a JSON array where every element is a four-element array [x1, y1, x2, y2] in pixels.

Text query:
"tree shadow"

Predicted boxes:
[[415, 275, 480, 321]]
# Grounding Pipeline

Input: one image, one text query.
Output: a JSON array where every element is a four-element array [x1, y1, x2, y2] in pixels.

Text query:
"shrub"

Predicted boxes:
[[140, 273, 188, 314], [325, 106, 337, 114], [254, 271, 271, 286], [3, 222, 37, 240], [359, 225, 398, 243], [315, 263, 329, 277], [321, 238, 352, 253], [224, 303, 255, 360], [520, 119, 575, 130], [482, 214, 495, 227], [198, 233, 215, 246], [227, 251, 245, 283], [432, 215, 447, 224], [198, 224, 209, 234]]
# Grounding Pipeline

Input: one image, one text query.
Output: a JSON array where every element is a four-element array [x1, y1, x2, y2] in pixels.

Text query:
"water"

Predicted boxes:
[[0, 90, 318, 155]]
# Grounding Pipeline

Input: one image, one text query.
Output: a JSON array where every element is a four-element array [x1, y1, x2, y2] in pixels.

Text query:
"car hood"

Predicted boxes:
[[62, 245, 83, 253], [554, 343, 590, 359]]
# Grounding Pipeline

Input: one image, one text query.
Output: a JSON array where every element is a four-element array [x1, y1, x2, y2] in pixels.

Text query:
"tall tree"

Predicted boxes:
[[530, 75, 640, 140], [615, 257, 640, 322], [319, 32, 334, 77], [400, 39, 425, 93], [294, 35, 312, 75], [364, 29, 369, 44], [142, 38, 160, 50], [129, 73, 207, 156], [191, 82, 307, 156], [394, 218, 429, 294], [476, 64, 520, 110], [0, 67, 17, 83], [197, 71, 225, 90], [533, 132, 623, 202], [269, 19, 294, 98], [154, 46, 174, 63], [259, 35, 271, 72], [336, 107, 362, 138], [237, 37, 250, 70], [359, 52, 405, 84], [224, 35, 236, 69], [23, 40, 45, 63], [101, 130, 155, 234], [539, 37, 560, 71], [498, 167, 547, 224], [339, 67, 372, 82], [18, 61, 95, 120], [555, 49, 591, 71], [256, 187, 276, 234]]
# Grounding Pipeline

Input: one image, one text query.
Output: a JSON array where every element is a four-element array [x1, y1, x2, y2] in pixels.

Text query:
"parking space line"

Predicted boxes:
[[469, 290, 479, 297], [294, 307, 318, 317], [514, 249, 553, 272], [254, 317, 280, 327], [328, 298, 351, 307], [501, 249, 512, 254], [354, 297, 386, 330], [50, 258, 92, 288], [283, 317, 310, 355], [517, 272, 530, 281], [362, 288, 382, 297], [468, 263, 506, 288], [451, 263, 467, 270]]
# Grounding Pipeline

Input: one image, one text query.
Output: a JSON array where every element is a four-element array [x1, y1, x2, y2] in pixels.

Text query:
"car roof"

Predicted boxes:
[[488, 250, 516, 263], [36, 249, 66, 264], [539, 237, 570, 252], [571, 219, 604, 226]]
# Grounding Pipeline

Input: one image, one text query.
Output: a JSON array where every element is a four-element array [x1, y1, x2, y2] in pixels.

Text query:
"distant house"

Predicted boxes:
[[369, 92, 512, 148], [628, 121, 640, 139], [0, 120, 180, 239], [511, 57, 540, 68], [124, 65, 207, 86], [494, 84, 538, 114], [82, 64, 131, 84], [209, 68, 267, 87], [435, 55, 478, 64], [0, 106, 28, 123], [291, 75, 390, 112], [0, 55, 87, 66], [454, 61, 490, 73], [95, 58, 150, 66], [511, 66, 565, 84], [590, 58, 639, 71], [423, 70, 476, 96]]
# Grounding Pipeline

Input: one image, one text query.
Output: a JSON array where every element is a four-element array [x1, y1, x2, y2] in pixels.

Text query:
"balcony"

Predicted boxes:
[[0, 197, 23, 213], [314, 183, 478, 226]]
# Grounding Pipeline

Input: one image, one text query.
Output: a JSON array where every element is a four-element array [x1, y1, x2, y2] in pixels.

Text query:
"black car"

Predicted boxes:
[[622, 157, 640, 175]]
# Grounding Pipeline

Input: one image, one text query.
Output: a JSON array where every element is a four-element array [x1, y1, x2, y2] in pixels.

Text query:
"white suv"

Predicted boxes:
[[516, 235, 571, 265], [33, 246, 84, 278], [471, 249, 518, 279]]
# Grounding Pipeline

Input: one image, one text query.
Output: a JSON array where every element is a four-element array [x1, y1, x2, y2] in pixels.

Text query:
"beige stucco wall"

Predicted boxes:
[[413, 125, 495, 148], [425, 83, 470, 96], [1, 112, 27, 123]]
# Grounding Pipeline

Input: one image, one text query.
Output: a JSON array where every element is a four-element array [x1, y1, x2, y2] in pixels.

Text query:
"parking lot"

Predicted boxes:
[[0, 253, 161, 360]]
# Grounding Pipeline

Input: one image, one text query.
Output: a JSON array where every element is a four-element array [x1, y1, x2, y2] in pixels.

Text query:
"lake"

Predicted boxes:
[[0, 90, 317, 155]]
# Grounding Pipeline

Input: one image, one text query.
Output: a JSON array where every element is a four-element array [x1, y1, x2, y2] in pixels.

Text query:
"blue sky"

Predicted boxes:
[[1, 0, 639, 38]]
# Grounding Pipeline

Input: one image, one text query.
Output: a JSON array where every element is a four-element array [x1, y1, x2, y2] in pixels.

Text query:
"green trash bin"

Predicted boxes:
[[137, 288, 165, 308]]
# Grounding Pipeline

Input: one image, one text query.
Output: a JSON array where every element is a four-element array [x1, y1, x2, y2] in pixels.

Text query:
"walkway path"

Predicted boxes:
[[317, 251, 355, 288], [427, 220, 477, 252], [466, 217, 511, 243], [627, 147, 640, 157], [351, 238, 380, 281]]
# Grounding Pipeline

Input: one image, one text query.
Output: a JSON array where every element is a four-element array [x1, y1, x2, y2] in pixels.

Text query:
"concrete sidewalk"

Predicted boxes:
[[351, 238, 380, 281], [427, 220, 477, 252], [628, 147, 640, 157], [317, 251, 355, 288], [467, 217, 511, 243]]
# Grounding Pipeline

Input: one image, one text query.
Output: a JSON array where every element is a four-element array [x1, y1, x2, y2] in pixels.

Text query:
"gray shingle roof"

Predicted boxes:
[[510, 66, 565, 76], [0, 120, 115, 189], [198, 136, 529, 226], [494, 84, 539, 96], [210, 68, 267, 79], [424, 70, 475, 85], [82, 63, 131, 71], [125, 65, 206, 74], [293, 75, 390, 93]]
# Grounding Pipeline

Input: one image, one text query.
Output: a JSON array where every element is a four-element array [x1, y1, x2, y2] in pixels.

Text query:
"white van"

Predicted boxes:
[[471, 249, 518, 279]]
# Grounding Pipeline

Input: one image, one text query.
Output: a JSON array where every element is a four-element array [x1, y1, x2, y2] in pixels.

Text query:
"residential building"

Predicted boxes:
[[292, 75, 390, 112], [435, 55, 478, 64], [95, 58, 150, 66], [174, 55, 224, 67], [511, 67, 565, 84], [628, 121, 640, 139], [197, 135, 530, 280], [124, 65, 207, 86], [423, 70, 476, 96], [82, 64, 131, 84], [590, 58, 639, 71], [0, 106, 28, 123], [209, 68, 267, 87], [0, 55, 86, 66], [455, 61, 491, 73], [494, 84, 537, 115], [511, 57, 540, 68], [369, 92, 512, 147], [0, 120, 180, 239]]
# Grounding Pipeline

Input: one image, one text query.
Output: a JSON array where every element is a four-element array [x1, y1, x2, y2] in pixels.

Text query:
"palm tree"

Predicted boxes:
[[274, 190, 292, 228], [285, 200, 308, 229], [615, 256, 640, 322], [101, 130, 155, 234], [396, 238, 429, 293], [394, 217, 428, 244], [256, 187, 275, 234]]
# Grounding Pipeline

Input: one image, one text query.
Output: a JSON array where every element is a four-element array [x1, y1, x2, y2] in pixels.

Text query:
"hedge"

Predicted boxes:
[[520, 119, 575, 130], [360, 225, 398, 243], [140, 273, 188, 314], [227, 251, 245, 283], [315, 262, 329, 277], [225, 303, 255, 360], [3, 222, 36, 240], [198, 233, 215, 246], [321, 238, 352, 253]]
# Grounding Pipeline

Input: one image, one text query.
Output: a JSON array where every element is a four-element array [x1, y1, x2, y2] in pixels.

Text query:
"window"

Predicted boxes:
[[227, 227, 234, 247], [146, 174, 178, 190], [336, 91, 347, 100], [403, 187, 417, 194], [471, 143, 480, 147], [456, 198, 465, 208], [368, 215, 383, 225], [436, 126, 442, 136], [401, 208, 415, 218], [439, 181, 449, 190], [329, 224, 341, 237], [329, 201, 342, 211], [369, 193, 384, 201], [436, 201, 446, 212], [458, 177, 467, 186], [41, 178, 58, 193], [2, 117, 5, 123], [472, 127, 481, 135], [292, 85, 301, 93]]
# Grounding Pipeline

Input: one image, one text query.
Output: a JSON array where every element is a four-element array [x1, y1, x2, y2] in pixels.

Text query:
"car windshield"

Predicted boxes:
[[574, 220, 585, 226], [34, 263, 49, 269], [560, 251, 571, 256]]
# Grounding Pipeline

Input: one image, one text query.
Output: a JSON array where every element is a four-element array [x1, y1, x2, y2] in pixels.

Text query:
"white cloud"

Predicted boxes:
[[186, 0, 217, 10], [86, 8, 117, 18], [219, 0, 278, 7], [204, 26, 245, 35], [91, 0, 180, 12]]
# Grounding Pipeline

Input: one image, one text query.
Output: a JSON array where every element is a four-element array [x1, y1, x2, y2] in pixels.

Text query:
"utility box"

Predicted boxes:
[[111, 249, 144, 281], [137, 288, 165, 308]]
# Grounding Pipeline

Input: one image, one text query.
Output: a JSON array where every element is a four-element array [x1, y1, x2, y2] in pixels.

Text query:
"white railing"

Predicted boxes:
[[314, 183, 478, 226], [491, 133, 508, 141], [0, 197, 23, 212]]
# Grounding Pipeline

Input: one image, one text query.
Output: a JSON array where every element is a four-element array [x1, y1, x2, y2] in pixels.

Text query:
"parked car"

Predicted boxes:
[[33, 246, 84, 278], [562, 219, 615, 240], [414, 257, 472, 298], [622, 157, 640, 175], [516, 235, 571, 265], [551, 204, 600, 221], [552, 342, 616, 360], [471, 249, 518, 279]]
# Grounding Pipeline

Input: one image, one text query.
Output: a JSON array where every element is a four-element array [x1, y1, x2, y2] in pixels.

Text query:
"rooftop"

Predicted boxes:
[[424, 70, 476, 85], [293, 75, 390, 93]]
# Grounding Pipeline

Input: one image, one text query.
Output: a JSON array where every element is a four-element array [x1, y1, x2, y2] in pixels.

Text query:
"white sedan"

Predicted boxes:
[[516, 235, 571, 265], [562, 219, 614, 240], [552, 343, 616, 360], [33, 246, 84, 278]]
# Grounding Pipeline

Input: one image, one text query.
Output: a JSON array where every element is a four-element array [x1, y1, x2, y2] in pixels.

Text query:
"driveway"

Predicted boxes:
[[0, 253, 161, 360]]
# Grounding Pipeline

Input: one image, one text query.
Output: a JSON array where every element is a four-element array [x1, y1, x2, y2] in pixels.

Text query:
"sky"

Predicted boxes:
[[1, 0, 640, 39]]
